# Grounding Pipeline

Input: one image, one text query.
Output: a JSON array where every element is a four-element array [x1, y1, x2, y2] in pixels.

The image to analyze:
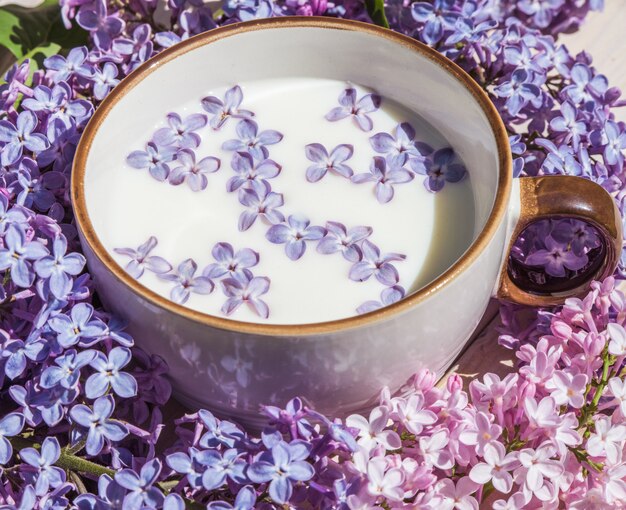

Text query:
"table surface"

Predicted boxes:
[[440, 0, 626, 388]]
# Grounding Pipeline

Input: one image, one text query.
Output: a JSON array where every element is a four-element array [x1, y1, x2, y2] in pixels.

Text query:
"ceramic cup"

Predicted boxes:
[[72, 17, 622, 428]]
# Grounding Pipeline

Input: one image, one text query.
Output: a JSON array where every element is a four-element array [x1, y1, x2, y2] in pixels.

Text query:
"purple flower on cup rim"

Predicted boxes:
[[352, 156, 414, 203], [222, 119, 283, 160], [201, 85, 254, 130], [221, 275, 271, 319], [159, 258, 214, 304], [266, 215, 326, 261], [168, 149, 220, 191], [325, 87, 381, 132], [317, 221, 373, 262], [152, 112, 208, 149], [349, 240, 406, 286], [304, 143, 354, 182]]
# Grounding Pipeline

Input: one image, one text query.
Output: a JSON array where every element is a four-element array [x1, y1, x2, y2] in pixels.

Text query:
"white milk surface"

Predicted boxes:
[[89, 78, 476, 324]]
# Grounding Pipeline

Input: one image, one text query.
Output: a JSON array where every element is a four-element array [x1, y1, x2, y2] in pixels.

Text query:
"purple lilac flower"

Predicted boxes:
[[69, 395, 129, 455], [12, 164, 64, 212], [126, 142, 176, 182], [41, 349, 96, 390], [200, 449, 247, 490], [0, 194, 29, 234], [0, 111, 50, 166], [349, 240, 406, 286], [34, 235, 86, 299], [411, 0, 459, 44], [536, 139, 583, 175], [0, 413, 24, 464], [525, 236, 588, 277], [549, 101, 587, 150], [5, 485, 36, 510], [597, 121, 626, 167], [159, 259, 214, 304], [222, 119, 283, 160], [111, 23, 153, 72], [237, 181, 285, 231], [248, 440, 315, 504], [551, 219, 601, 256], [0, 224, 49, 288], [518, 0, 565, 28], [357, 285, 407, 314], [168, 149, 220, 191], [493, 69, 541, 116], [285, 0, 328, 15], [207, 485, 256, 510], [227, 151, 281, 191], [266, 215, 326, 260], [369, 122, 423, 166], [76, 0, 124, 50], [92, 62, 120, 101], [86, 347, 138, 399], [325, 87, 381, 132], [114, 458, 164, 509], [221, 276, 271, 319], [351, 156, 414, 203], [317, 221, 373, 262], [22, 83, 92, 128], [0, 61, 29, 111], [304, 143, 354, 182], [201, 85, 254, 130], [49, 302, 107, 348], [238, 0, 275, 21], [166, 448, 213, 489], [198, 410, 246, 448], [39, 119, 81, 172], [114, 236, 172, 279], [152, 112, 208, 149], [411, 148, 467, 192], [203, 242, 259, 280], [1, 333, 48, 380], [43, 47, 91, 83], [563, 63, 608, 108], [19, 437, 66, 496]]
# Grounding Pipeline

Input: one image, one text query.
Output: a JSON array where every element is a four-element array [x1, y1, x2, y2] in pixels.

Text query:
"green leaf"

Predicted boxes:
[[364, 0, 390, 29]]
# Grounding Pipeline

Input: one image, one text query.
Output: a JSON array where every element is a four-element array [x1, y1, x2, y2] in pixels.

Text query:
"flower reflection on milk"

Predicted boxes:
[[96, 78, 476, 324]]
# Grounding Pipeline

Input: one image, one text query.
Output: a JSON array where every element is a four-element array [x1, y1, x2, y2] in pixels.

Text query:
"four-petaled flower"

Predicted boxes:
[[237, 181, 285, 231], [469, 441, 519, 493], [346, 406, 402, 453], [349, 240, 405, 286], [203, 242, 259, 281], [411, 0, 459, 45], [266, 215, 326, 260], [0, 224, 49, 288], [153, 112, 207, 149], [0, 413, 25, 464], [325, 88, 381, 132], [115, 458, 164, 510], [586, 415, 626, 465], [369, 122, 423, 167], [44, 47, 91, 83], [357, 285, 405, 315], [92, 62, 121, 101], [227, 152, 281, 192], [159, 258, 214, 304], [514, 443, 564, 493], [126, 142, 176, 182], [317, 221, 372, 262], [201, 85, 254, 129], [0, 111, 50, 166], [34, 234, 86, 299], [608, 322, 626, 357], [69, 396, 129, 455], [76, 0, 124, 50], [49, 303, 107, 348], [222, 119, 283, 160], [352, 156, 414, 203], [493, 69, 541, 117], [201, 449, 247, 490], [248, 440, 315, 504], [411, 147, 466, 193], [525, 236, 588, 277], [19, 437, 66, 496], [366, 456, 405, 502], [40, 349, 97, 390], [304, 143, 354, 182], [86, 346, 138, 399], [167, 447, 213, 489], [207, 485, 257, 510], [221, 276, 271, 319], [114, 236, 172, 279], [168, 149, 220, 191]]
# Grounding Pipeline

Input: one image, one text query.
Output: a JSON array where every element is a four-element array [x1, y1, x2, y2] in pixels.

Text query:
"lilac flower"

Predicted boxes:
[[411, 0, 458, 44], [12, 165, 64, 212], [92, 62, 120, 101], [369, 122, 423, 167], [598, 121, 626, 167], [22, 83, 92, 128], [0, 194, 29, 234], [525, 236, 588, 277], [238, 0, 275, 21], [227, 152, 281, 191], [349, 240, 405, 286], [563, 63, 608, 107], [518, 0, 564, 28], [34, 235, 85, 299], [126, 142, 176, 182], [201, 449, 247, 490], [76, 0, 124, 50], [153, 112, 208, 149], [535, 139, 583, 175], [0, 413, 24, 464], [86, 347, 138, 399], [166, 448, 213, 488], [493, 69, 541, 116], [325, 87, 381, 132], [304, 143, 354, 182], [4, 485, 36, 510], [207, 486, 256, 510], [69, 396, 129, 456], [266, 215, 326, 260], [411, 148, 466, 192], [159, 259, 214, 304], [351, 156, 413, 203], [346, 406, 402, 452], [317, 221, 372, 262], [237, 181, 285, 230], [356, 285, 405, 314], [203, 242, 259, 280], [551, 219, 600, 256], [549, 101, 587, 149], [114, 236, 172, 279], [469, 442, 518, 493], [40, 349, 97, 390], [19, 437, 66, 496], [0, 111, 50, 166], [168, 149, 220, 191], [43, 47, 91, 83], [49, 302, 107, 348], [221, 276, 270, 319], [248, 440, 315, 504], [111, 23, 153, 72], [222, 119, 283, 160], [115, 459, 164, 509], [201, 85, 254, 130], [1, 333, 48, 380], [198, 410, 246, 449], [0, 224, 49, 288]]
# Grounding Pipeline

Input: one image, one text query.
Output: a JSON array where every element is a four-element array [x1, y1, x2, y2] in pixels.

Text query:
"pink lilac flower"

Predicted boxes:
[[168, 149, 220, 191], [266, 215, 326, 261], [304, 143, 354, 182], [433, 476, 479, 510], [545, 370, 588, 408], [152, 112, 208, 149], [469, 441, 519, 493], [586, 415, 626, 464], [201, 85, 254, 130], [222, 119, 283, 160], [369, 122, 424, 166], [356, 285, 406, 314], [346, 406, 401, 452], [85, 347, 138, 399], [349, 240, 405, 286], [220, 275, 270, 319], [366, 456, 405, 502], [525, 236, 588, 277], [114, 236, 172, 279], [0, 413, 24, 464], [126, 142, 177, 182], [419, 430, 454, 469], [316, 221, 372, 262], [394, 394, 437, 435], [19, 437, 65, 496], [226, 151, 281, 192], [458, 411, 502, 454], [159, 259, 214, 304], [601, 463, 626, 504], [352, 156, 414, 203], [203, 242, 259, 280], [325, 87, 381, 132], [69, 395, 129, 455], [237, 181, 285, 230], [514, 443, 564, 494], [607, 322, 626, 356], [607, 377, 626, 416], [0, 111, 50, 166]]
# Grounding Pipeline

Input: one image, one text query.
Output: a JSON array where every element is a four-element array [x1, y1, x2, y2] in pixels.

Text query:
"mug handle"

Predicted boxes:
[[496, 176, 623, 306]]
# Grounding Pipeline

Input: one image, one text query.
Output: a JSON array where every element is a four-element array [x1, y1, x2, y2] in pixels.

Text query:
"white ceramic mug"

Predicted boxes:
[[72, 17, 622, 428]]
